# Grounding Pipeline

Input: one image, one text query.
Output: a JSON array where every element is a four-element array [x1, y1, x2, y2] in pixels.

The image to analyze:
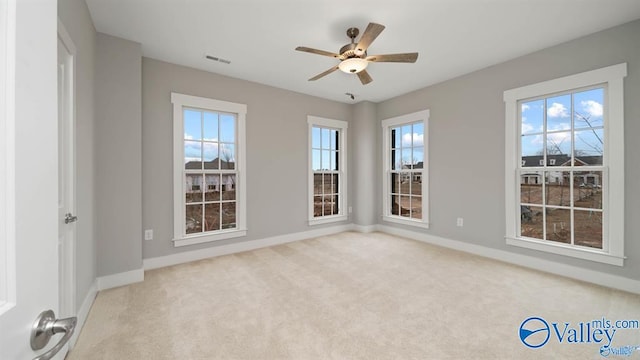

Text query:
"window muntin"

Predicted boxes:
[[172, 93, 246, 247], [307, 116, 348, 225], [519, 87, 605, 250], [504, 63, 626, 266], [382, 110, 429, 228]]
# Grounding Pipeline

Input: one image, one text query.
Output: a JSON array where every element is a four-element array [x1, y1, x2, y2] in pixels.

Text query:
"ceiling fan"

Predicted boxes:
[[295, 22, 418, 85]]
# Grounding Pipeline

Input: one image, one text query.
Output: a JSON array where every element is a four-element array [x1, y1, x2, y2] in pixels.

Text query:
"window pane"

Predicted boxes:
[[203, 112, 218, 141], [184, 109, 201, 140], [521, 135, 543, 165], [204, 203, 220, 232], [312, 149, 321, 171], [574, 210, 602, 249], [546, 132, 571, 157], [220, 114, 235, 143], [574, 171, 602, 209], [411, 175, 422, 196], [399, 174, 411, 195], [331, 174, 338, 194], [574, 129, 603, 162], [312, 127, 321, 148], [412, 147, 424, 165], [205, 174, 220, 201], [313, 173, 323, 195], [322, 195, 334, 215], [332, 195, 339, 215], [545, 208, 571, 244], [185, 204, 202, 234], [222, 175, 236, 201], [546, 94, 571, 132], [520, 206, 543, 239], [520, 171, 543, 204], [314, 196, 323, 217], [185, 174, 203, 203], [391, 195, 400, 215], [392, 149, 401, 170], [330, 150, 338, 171], [410, 196, 422, 220], [413, 122, 424, 146], [391, 128, 400, 149], [321, 150, 330, 170], [321, 128, 330, 149], [221, 202, 236, 229], [203, 143, 218, 169], [390, 173, 400, 194], [220, 144, 235, 169], [521, 99, 543, 135], [184, 141, 202, 169], [574, 88, 604, 130], [545, 171, 570, 207], [330, 129, 337, 150], [401, 125, 412, 147], [398, 196, 410, 217], [401, 148, 411, 168]]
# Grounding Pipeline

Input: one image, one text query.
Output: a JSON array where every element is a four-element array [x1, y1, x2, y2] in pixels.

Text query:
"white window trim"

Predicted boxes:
[[307, 115, 348, 225], [171, 93, 247, 247], [381, 110, 430, 228], [503, 63, 626, 266]]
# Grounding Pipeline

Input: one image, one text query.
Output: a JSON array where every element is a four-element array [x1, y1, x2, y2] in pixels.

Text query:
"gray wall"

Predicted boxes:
[[351, 101, 379, 226], [142, 58, 353, 259], [377, 19, 640, 280], [58, 0, 97, 309], [95, 34, 142, 276]]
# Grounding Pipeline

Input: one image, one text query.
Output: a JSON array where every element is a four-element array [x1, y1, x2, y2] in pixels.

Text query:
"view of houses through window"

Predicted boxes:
[[183, 108, 237, 234], [519, 87, 604, 249], [311, 126, 340, 217], [390, 122, 424, 220]]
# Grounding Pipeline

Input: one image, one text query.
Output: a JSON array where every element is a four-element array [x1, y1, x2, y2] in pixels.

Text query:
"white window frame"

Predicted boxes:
[[307, 116, 348, 225], [0, 0, 16, 314], [504, 63, 626, 266], [171, 93, 247, 247], [381, 110, 430, 228]]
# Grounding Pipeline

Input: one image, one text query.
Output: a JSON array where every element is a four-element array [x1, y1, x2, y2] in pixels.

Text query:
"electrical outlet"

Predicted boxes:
[[144, 229, 153, 241], [456, 218, 464, 227]]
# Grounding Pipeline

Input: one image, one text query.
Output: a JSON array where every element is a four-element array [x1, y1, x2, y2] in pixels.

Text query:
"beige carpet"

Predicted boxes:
[[68, 232, 640, 359]]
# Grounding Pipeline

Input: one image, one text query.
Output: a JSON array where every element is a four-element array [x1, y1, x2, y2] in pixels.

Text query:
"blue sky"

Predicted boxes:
[[521, 88, 604, 159], [184, 109, 236, 163]]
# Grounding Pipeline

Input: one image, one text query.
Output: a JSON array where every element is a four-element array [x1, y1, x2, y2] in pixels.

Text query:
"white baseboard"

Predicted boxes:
[[377, 225, 640, 295], [69, 281, 97, 348], [96, 268, 144, 291], [144, 224, 353, 270], [351, 224, 379, 233]]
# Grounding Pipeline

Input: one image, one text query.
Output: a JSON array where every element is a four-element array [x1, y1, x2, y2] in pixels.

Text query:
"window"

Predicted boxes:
[[172, 93, 247, 247], [504, 63, 626, 265], [307, 116, 348, 225], [382, 110, 429, 228]]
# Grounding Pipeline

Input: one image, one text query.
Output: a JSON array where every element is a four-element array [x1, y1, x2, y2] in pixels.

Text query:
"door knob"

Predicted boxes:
[[64, 213, 78, 224], [31, 310, 77, 360]]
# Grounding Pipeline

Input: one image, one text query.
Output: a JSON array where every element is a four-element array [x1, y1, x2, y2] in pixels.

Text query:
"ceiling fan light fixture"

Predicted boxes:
[[338, 58, 368, 74]]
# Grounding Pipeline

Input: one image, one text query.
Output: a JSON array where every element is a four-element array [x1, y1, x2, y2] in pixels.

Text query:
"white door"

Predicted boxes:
[[0, 1, 75, 359]]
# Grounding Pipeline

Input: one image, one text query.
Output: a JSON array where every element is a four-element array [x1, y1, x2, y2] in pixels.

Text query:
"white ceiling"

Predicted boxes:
[[85, 0, 640, 104]]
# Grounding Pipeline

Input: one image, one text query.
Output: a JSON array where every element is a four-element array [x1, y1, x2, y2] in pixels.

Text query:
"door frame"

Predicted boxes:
[[57, 19, 76, 320]]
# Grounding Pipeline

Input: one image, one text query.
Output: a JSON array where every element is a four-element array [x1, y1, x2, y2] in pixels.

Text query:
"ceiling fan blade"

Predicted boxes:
[[295, 46, 341, 59], [366, 53, 419, 63], [309, 65, 340, 81], [355, 23, 385, 53], [357, 70, 373, 85]]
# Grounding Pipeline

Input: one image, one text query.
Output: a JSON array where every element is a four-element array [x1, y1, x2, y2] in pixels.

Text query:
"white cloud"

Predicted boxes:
[[521, 121, 534, 134], [402, 133, 424, 147], [521, 104, 530, 112], [580, 100, 603, 117], [547, 102, 569, 118]]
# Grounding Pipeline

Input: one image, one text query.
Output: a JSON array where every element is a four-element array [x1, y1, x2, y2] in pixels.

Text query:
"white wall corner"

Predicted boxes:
[[69, 280, 97, 349], [96, 268, 144, 291], [376, 225, 640, 295]]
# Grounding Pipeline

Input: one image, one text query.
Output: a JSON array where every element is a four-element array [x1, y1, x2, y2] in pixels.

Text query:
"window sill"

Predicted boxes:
[[173, 229, 247, 247], [506, 236, 624, 266], [308, 215, 348, 226], [382, 215, 430, 229]]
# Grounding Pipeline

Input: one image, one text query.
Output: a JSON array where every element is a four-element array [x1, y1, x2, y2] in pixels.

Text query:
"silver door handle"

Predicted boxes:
[[31, 310, 77, 360], [64, 213, 78, 224]]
